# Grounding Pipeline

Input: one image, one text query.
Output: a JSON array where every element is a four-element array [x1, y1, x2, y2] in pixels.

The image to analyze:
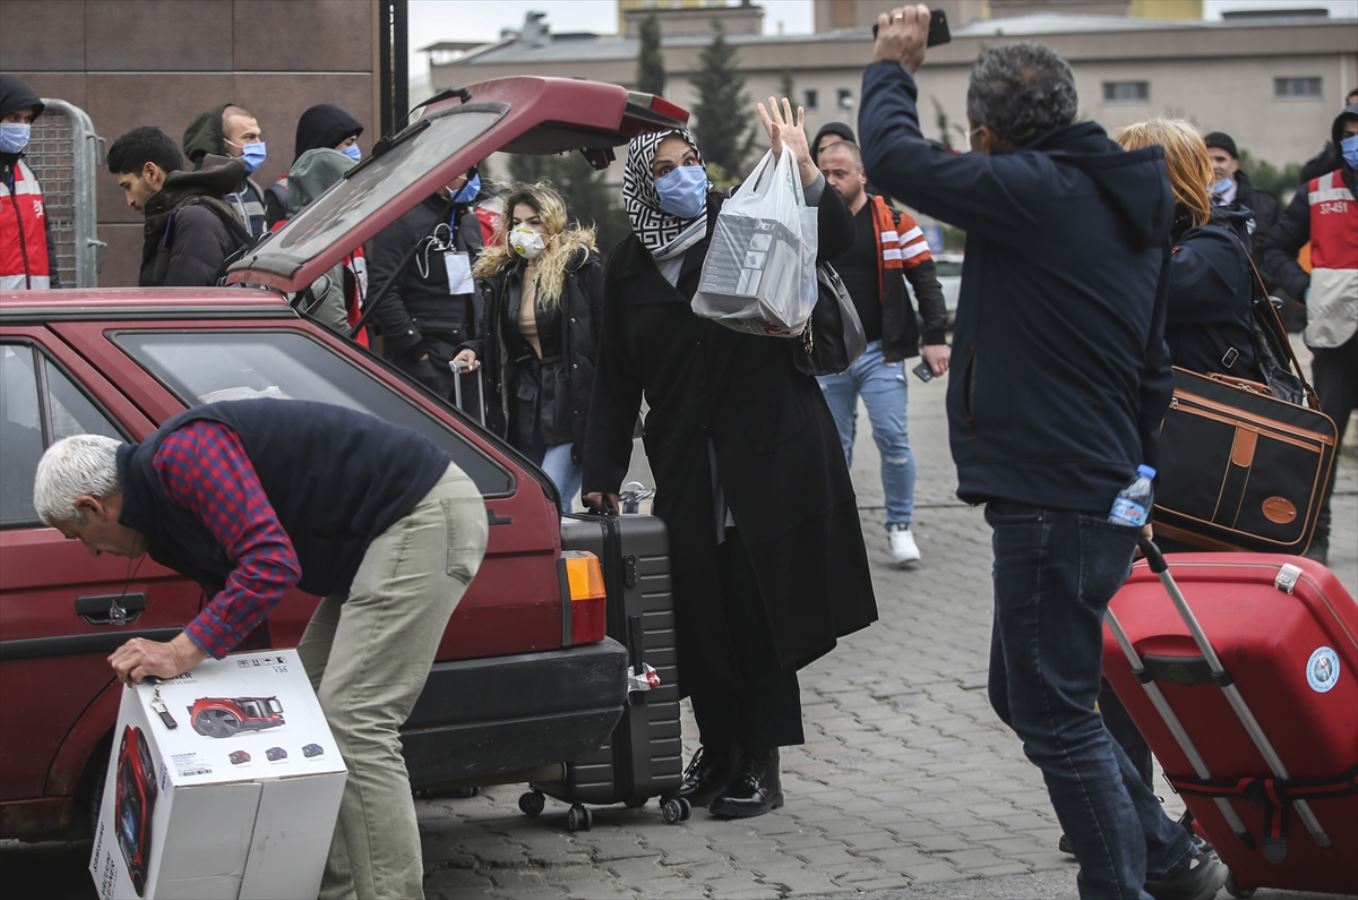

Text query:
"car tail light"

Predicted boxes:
[[560, 551, 607, 646], [648, 95, 688, 123]]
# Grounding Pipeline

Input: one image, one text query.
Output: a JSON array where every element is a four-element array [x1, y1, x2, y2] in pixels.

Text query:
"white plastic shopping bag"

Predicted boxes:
[[693, 149, 819, 337]]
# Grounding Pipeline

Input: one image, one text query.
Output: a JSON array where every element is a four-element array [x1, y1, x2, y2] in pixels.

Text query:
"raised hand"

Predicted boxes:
[[757, 96, 818, 186]]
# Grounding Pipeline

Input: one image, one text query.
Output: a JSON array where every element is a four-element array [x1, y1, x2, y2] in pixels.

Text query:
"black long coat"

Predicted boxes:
[[583, 187, 878, 695]]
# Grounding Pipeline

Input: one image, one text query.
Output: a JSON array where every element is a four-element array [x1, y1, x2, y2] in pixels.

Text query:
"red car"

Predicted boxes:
[[114, 725, 156, 897], [0, 76, 686, 840], [188, 697, 285, 738]]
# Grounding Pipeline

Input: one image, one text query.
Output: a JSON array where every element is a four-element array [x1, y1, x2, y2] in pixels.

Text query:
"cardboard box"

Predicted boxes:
[[89, 649, 347, 899]]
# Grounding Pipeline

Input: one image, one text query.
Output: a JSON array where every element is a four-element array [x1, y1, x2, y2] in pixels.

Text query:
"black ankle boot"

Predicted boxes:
[[709, 748, 783, 818], [677, 744, 736, 807]]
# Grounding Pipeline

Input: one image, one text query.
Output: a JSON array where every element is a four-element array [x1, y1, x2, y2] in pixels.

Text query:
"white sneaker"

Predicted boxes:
[[887, 525, 921, 568]]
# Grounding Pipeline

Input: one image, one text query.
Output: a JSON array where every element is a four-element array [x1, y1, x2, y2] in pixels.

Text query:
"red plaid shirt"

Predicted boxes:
[[152, 421, 301, 658]]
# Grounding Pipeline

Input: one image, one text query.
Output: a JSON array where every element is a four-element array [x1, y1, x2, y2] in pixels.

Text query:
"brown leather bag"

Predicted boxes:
[[1153, 257, 1337, 553]]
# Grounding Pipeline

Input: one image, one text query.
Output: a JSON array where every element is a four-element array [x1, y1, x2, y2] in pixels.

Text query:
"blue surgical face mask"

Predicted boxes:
[[1342, 134, 1358, 169], [340, 143, 362, 162], [452, 172, 480, 204], [654, 165, 708, 220], [0, 123, 31, 155], [1210, 177, 1233, 197], [231, 141, 267, 174]]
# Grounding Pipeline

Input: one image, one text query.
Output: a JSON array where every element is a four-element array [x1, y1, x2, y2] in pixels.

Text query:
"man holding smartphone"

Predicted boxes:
[[861, 6, 1226, 900], [814, 137, 949, 568]]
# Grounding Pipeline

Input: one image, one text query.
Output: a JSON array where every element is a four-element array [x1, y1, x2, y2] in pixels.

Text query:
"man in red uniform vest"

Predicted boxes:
[[0, 75, 60, 291], [1260, 103, 1358, 564]]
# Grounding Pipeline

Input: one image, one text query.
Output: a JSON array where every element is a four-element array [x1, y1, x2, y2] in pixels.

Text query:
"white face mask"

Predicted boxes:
[[509, 224, 547, 260]]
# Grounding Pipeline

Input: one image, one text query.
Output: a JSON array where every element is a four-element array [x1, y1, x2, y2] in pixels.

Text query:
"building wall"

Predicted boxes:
[[435, 17, 1355, 190], [0, 0, 379, 288]]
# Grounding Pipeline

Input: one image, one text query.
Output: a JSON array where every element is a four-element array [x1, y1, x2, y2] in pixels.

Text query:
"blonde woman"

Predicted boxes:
[[1117, 119, 1260, 378], [452, 183, 602, 511]]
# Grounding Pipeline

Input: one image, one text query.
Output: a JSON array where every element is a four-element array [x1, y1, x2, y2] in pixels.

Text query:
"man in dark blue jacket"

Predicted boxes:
[[861, 8, 1224, 900]]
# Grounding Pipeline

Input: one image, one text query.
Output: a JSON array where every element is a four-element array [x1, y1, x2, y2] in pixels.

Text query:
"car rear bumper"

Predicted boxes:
[[401, 638, 628, 789]]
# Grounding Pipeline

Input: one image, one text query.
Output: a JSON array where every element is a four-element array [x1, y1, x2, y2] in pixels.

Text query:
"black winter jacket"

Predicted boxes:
[[139, 158, 252, 287], [1232, 170, 1279, 240], [859, 62, 1174, 513], [1165, 206, 1259, 377], [465, 248, 604, 457], [369, 194, 483, 357]]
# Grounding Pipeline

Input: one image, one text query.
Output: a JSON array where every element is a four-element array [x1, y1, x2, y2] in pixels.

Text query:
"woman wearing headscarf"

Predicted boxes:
[[452, 182, 602, 511], [582, 99, 878, 819]]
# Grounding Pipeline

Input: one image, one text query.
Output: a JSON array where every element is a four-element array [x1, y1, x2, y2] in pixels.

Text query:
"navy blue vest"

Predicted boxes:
[[117, 399, 452, 598]]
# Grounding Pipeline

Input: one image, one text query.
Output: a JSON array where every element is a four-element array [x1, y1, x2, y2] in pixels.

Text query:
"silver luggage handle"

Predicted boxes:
[[1107, 540, 1332, 858], [450, 358, 486, 427]]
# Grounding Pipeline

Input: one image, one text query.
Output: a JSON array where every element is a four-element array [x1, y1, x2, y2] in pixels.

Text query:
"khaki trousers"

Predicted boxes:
[[298, 464, 487, 900]]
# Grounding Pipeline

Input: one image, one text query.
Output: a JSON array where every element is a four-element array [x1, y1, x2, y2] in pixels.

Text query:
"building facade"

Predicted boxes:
[[0, 0, 382, 287], [429, 5, 1356, 193]]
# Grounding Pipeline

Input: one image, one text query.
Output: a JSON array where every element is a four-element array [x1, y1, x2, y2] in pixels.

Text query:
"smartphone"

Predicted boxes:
[[872, 9, 951, 47], [912, 361, 935, 383]]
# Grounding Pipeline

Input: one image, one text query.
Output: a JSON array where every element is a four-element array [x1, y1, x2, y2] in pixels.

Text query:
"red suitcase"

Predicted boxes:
[[1103, 542, 1358, 896]]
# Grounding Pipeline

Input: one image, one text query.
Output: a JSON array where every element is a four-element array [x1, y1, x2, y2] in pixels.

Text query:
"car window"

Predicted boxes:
[[114, 331, 513, 496], [0, 343, 123, 528]]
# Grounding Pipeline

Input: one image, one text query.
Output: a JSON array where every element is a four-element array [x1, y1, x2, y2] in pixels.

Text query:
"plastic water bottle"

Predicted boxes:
[[1108, 465, 1156, 527]]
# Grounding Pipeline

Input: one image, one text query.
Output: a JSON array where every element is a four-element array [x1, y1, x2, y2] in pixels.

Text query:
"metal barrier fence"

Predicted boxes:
[[26, 98, 105, 287]]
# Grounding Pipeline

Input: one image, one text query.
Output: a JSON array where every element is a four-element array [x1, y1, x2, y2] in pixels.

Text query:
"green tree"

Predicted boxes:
[[505, 152, 630, 254], [778, 68, 795, 105], [691, 21, 754, 181], [636, 14, 666, 97], [1238, 148, 1303, 198]]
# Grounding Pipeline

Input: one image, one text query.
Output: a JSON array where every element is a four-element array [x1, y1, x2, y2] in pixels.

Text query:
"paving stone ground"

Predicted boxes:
[[3, 349, 1354, 900]]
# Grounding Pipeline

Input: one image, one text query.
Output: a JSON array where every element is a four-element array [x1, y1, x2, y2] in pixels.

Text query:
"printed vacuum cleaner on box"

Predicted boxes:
[[90, 649, 346, 899]]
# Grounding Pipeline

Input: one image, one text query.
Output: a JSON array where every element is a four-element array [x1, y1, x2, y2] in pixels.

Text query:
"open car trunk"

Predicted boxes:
[[226, 77, 688, 293]]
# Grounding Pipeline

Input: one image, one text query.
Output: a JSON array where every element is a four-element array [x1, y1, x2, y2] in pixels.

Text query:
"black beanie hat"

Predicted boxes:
[[1203, 132, 1238, 160]]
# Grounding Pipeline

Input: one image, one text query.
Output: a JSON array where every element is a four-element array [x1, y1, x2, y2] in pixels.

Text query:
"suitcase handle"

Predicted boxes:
[[1120, 538, 1332, 852], [450, 358, 486, 427]]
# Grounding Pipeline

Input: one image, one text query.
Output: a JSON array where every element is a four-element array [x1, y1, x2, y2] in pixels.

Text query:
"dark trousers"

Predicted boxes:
[[689, 528, 804, 754], [1311, 334, 1358, 543], [986, 502, 1193, 899]]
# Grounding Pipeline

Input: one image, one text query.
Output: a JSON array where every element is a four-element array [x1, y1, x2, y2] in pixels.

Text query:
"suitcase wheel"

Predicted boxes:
[[566, 804, 593, 832], [518, 790, 545, 818], [660, 797, 691, 824], [1225, 872, 1255, 899]]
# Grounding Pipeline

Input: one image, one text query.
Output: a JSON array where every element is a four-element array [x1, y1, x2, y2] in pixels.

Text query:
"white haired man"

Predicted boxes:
[[33, 398, 487, 900]]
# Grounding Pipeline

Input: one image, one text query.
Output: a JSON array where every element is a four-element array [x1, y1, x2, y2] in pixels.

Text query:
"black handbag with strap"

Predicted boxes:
[[792, 262, 867, 377], [1153, 254, 1336, 554]]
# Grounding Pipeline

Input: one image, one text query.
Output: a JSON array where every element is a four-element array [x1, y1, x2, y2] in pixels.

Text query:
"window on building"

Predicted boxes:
[[1102, 81, 1149, 103], [837, 88, 854, 110], [1274, 77, 1322, 99], [804, 89, 818, 111]]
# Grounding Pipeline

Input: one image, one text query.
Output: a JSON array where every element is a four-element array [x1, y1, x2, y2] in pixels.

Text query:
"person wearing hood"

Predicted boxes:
[[368, 168, 487, 404], [582, 100, 877, 820], [0, 74, 59, 290], [1258, 103, 1358, 566], [276, 148, 358, 335], [182, 103, 269, 239], [450, 183, 601, 511], [1299, 86, 1358, 184], [862, 12, 1225, 900], [811, 120, 893, 200], [1122, 120, 1260, 380], [264, 104, 363, 228], [107, 126, 252, 288]]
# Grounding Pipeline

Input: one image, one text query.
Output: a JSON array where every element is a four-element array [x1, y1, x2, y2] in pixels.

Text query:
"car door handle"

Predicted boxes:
[[75, 593, 147, 625]]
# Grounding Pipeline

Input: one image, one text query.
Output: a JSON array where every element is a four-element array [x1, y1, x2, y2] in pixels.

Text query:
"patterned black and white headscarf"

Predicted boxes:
[[623, 128, 709, 260]]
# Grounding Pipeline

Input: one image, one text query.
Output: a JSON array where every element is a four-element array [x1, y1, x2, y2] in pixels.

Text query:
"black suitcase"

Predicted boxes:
[[517, 509, 688, 830]]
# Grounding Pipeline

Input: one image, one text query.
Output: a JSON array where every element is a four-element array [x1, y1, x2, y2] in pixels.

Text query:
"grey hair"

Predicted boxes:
[[33, 434, 123, 526], [966, 43, 1078, 148]]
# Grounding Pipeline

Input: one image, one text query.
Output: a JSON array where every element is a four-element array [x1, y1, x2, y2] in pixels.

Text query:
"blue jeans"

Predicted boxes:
[[986, 502, 1194, 900], [817, 340, 916, 526], [525, 442, 581, 513]]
